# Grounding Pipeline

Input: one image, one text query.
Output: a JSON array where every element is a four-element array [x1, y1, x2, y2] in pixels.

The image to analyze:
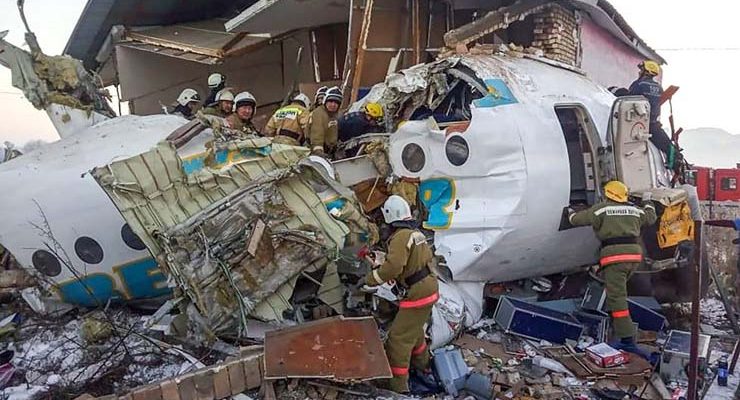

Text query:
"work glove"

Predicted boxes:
[[642, 192, 652, 202], [311, 146, 326, 157]]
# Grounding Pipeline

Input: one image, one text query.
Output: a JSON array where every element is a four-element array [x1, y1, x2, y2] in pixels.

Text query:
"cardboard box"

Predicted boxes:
[[586, 343, 629, 368]]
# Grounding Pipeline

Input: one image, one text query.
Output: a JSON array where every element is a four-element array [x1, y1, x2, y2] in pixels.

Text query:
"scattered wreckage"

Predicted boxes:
[[0, 15, 737, 400]]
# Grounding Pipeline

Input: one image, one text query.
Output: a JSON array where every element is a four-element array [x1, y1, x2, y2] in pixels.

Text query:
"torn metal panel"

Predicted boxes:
[[317, 263, 345, 315], [331, 155, 381, 187], [92, 133, 375, 337], [0, 37, 47, 107], [263, 316, 391, 380]]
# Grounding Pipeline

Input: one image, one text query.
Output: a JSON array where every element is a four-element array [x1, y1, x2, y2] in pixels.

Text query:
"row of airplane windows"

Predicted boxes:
[[30, 224, 147, 277]]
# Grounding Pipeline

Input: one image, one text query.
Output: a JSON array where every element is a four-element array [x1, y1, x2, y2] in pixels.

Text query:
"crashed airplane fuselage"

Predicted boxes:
[[0, 52, 693, 341]]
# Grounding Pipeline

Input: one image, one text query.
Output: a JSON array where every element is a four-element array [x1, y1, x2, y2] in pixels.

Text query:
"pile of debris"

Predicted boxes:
[[2, 283, 737, 399], [0, 307, 207, 399]]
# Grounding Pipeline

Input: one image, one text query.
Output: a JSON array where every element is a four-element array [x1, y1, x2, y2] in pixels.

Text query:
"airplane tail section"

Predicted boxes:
[[0, 34, 114, 139]]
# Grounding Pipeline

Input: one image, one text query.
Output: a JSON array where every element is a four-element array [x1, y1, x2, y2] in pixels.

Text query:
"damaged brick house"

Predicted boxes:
[[65, 0, 665, 121]]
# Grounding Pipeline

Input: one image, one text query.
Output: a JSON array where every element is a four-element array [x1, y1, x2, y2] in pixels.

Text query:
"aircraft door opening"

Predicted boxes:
[[554, 106, 600, 207]]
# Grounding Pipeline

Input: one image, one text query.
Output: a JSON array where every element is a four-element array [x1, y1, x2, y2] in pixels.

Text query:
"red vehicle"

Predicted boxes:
[[687, 165, 740, 201]]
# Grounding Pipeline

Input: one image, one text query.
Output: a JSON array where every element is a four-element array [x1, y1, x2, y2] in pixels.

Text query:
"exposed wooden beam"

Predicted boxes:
[[443, 0, 549, 48], [412, 0, 421, 64], [349, 0, 374, 104]]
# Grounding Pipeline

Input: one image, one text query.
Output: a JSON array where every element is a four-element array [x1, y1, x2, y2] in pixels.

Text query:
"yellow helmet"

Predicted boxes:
[[639, 60, 661, 76], [364, 102, 384, 119], [604, 180, 629, 203]]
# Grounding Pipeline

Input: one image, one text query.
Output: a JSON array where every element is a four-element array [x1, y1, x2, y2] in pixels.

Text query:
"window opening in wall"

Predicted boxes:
[[720, 177, 737, 191]]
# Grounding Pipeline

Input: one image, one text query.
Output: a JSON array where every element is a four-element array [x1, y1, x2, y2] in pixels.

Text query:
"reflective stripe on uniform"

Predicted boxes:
[[411, 342, 427, 356], [391, 366, 409, 376], [372, 269, 383, 285], [612, 309, 630, 318], [399, 292, 439, 309], [600, 253, 642, 266], [407, 231, 427, 249], [594, 205, 644, 217]]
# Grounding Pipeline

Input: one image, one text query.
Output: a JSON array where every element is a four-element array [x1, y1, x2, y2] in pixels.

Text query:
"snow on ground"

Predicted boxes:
[[701, 298, 733, 331], [703, 351, 739, 400], [1, 309, 199, 399]]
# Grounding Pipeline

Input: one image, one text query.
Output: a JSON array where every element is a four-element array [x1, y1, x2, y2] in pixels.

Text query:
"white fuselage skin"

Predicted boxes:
[[1, 54, 629, 307], [389, 55, 616, 284]]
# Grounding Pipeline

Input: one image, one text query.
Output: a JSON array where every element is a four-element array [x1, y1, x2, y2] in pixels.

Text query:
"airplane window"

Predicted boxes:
[[32, 249, 62, 277], [446, 135, 469, 166], [401, 143, 425, 173], [121, 223, 147, 251], [74, 236, 104, 264]]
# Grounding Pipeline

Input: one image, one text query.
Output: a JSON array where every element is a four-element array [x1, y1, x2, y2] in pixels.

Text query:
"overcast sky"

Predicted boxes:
[[1, 0, 739, 146]]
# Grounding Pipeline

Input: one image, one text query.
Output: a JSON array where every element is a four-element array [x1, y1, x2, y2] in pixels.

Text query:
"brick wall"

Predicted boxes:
[[532, 3, 579, 66]]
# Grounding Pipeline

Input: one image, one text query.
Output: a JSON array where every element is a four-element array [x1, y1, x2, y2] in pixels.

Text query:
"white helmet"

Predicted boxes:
[[292, 93, 310, 108], [308, 155, 335, 179], [382, 195, 412, 224], [324, 86, 343, 104], [215, 88, 235, 102], [208, 73, 225, 88], [234, 91, 257, 108], [314, 86, 328, 103], [176, 88, 200, 106]]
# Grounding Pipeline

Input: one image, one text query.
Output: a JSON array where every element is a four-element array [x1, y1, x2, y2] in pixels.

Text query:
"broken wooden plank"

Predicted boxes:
[[443, 0, 550, 48], [349, 0, 374, 104]]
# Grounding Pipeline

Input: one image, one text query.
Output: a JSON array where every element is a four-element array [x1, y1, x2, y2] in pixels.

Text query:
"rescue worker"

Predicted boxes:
[[363, 195, 438, 393], [338, 102, 385, 142], [172, 88, 201, 119], [568, 181, 656, 358], [608, 86, 629, 97], [309, 86, 341, 157], [628, 60, 674, 158], [205, 73, 226, 106], [225, 91, 260, 137], [203, 88, 234, 118], [264, 93, 311, 145], [312, 86, 328, 111]]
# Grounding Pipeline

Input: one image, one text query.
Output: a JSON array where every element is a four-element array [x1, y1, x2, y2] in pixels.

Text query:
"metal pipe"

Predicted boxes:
[[340, 0, 355, 102], [687, 221, 703, 400], [730, 339, 739, 374]]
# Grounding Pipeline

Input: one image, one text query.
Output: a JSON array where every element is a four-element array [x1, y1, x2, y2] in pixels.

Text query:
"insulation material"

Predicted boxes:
[[92, 137, 372, 339], [0, 38, 114, 117]]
